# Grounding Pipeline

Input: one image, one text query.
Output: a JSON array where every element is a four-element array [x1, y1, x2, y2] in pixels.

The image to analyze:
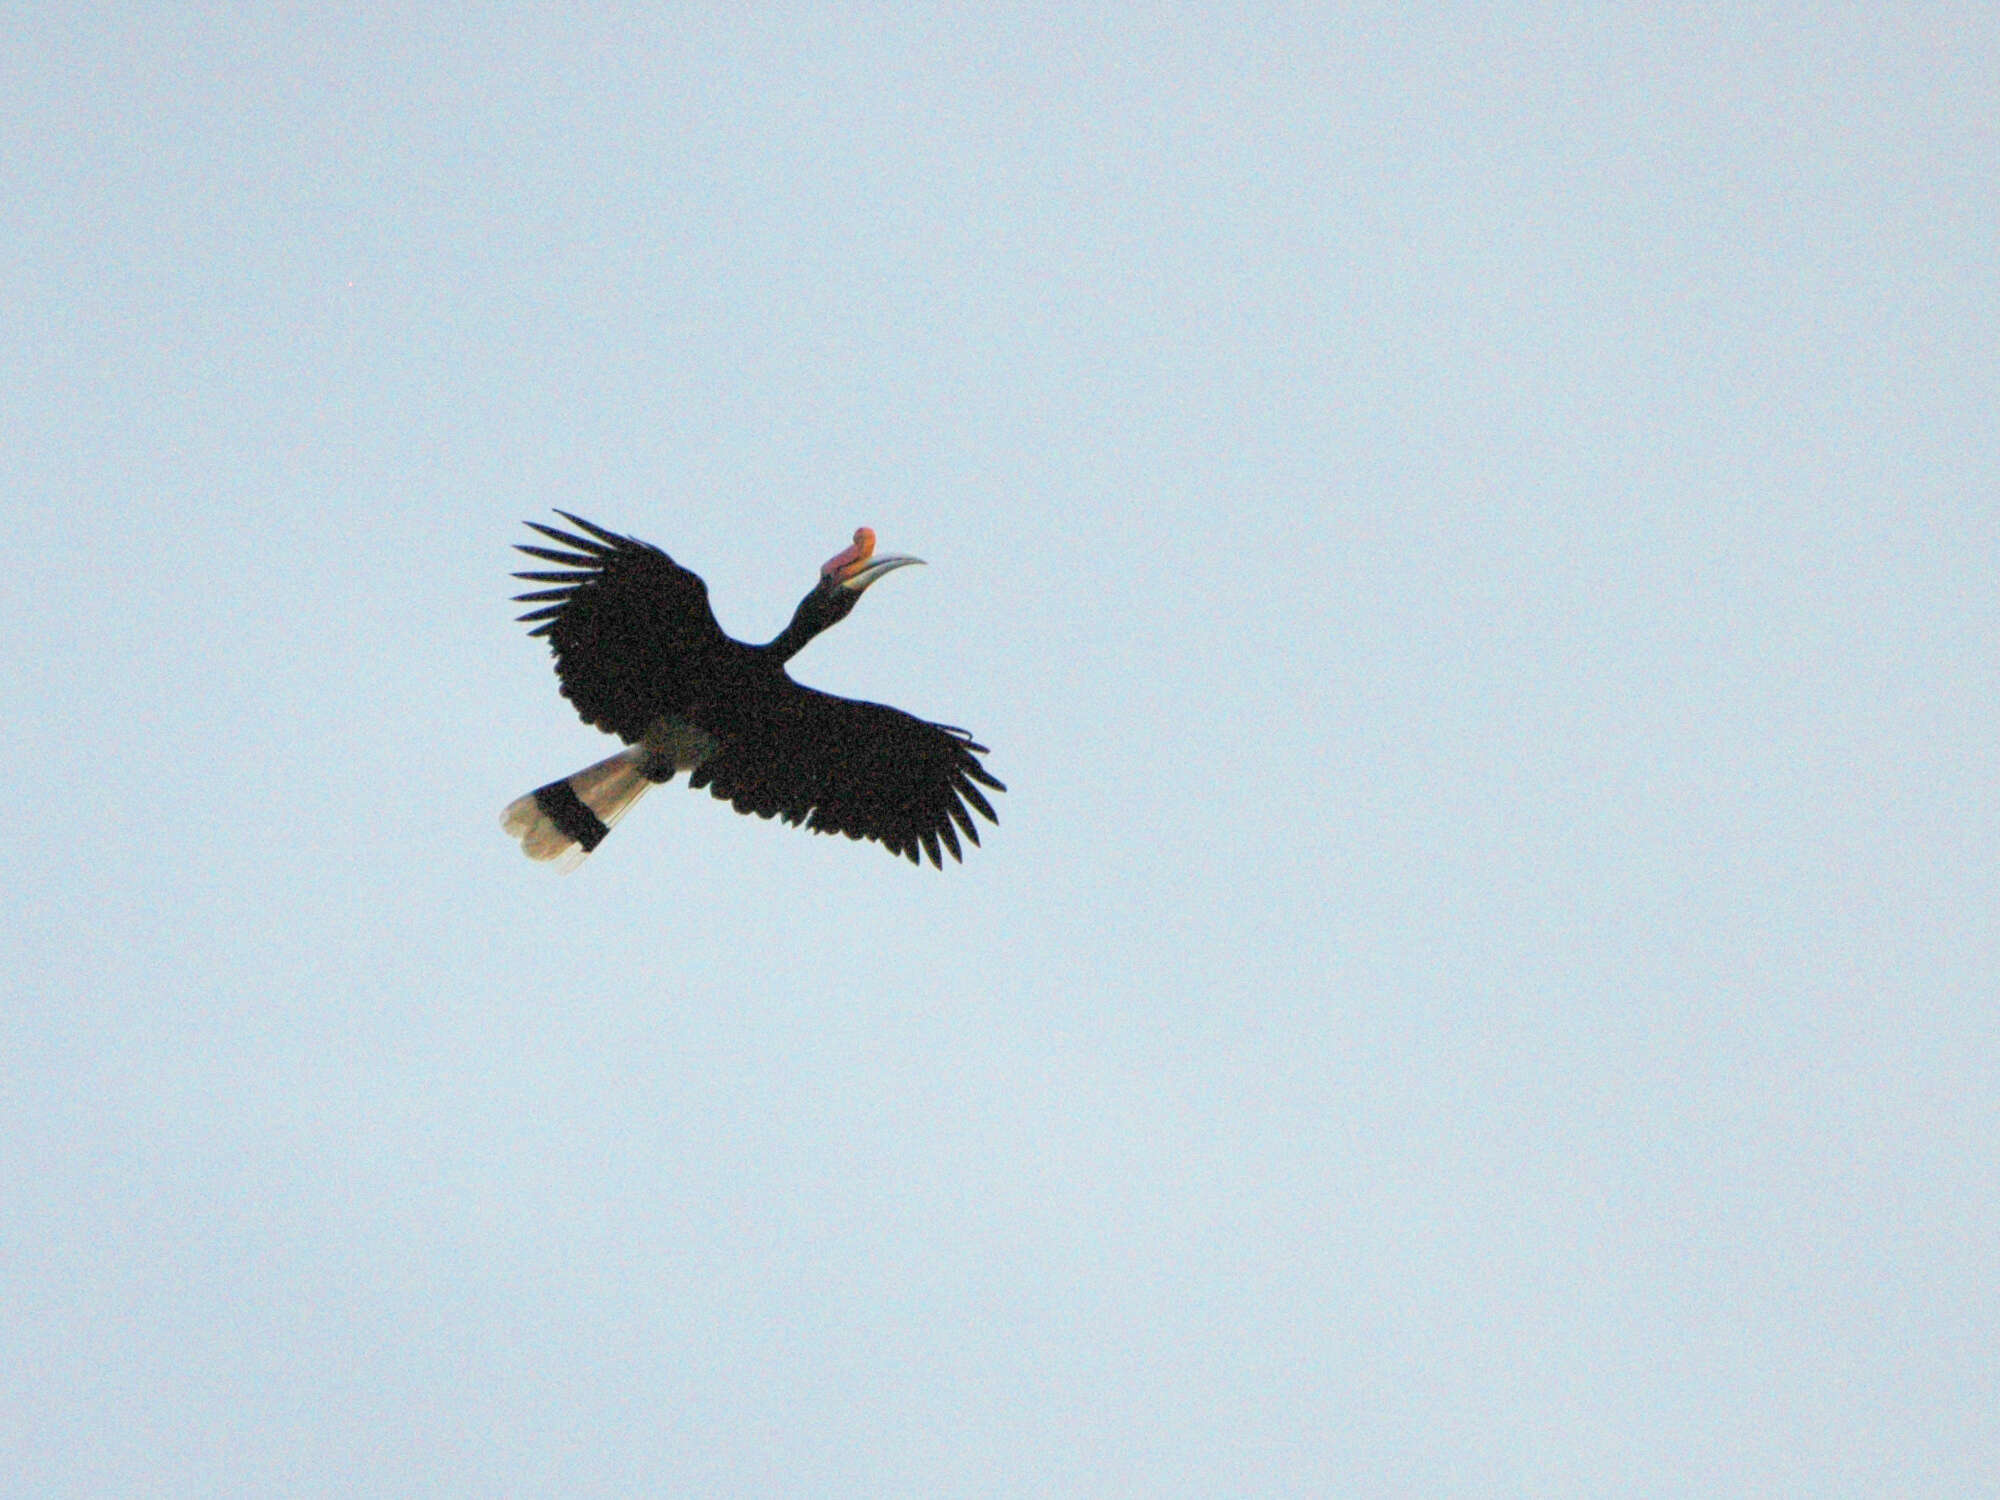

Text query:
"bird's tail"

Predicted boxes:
[[502, 747, 657, 871]]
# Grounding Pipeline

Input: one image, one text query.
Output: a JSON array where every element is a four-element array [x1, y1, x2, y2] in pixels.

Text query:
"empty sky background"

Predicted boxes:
[[5, 5, 1996, 1495]]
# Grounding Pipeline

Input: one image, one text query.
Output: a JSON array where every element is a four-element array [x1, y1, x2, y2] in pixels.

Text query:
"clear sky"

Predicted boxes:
[[6, 6, 1995, 1495]]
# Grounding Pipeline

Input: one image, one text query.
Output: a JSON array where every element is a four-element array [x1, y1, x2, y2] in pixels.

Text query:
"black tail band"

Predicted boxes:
[[534, 779, 610, 852]]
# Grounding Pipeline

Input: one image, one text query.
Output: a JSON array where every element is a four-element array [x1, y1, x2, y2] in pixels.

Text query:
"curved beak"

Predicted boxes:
[[836, 554, 924, 593]]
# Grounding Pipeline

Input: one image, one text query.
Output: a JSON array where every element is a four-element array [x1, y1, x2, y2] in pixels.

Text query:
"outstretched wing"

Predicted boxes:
[[513, 512, 731, 742], [689, 682, 1005, 868]]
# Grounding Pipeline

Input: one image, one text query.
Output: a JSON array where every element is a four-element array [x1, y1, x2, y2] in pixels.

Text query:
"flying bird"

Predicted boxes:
[[502, 513, 1003, 869]]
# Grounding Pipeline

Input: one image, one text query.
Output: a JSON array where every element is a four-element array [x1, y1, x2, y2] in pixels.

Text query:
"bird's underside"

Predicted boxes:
[[502, 512, 1004, 870]]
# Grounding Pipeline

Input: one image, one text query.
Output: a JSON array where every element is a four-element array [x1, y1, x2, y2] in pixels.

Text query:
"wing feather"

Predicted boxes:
[[690, 681, 1003, 866], [510, 514, 730, 742]]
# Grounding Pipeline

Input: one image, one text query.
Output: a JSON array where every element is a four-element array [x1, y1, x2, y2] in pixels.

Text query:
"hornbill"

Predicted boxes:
[[502, 512, 1003, 869]]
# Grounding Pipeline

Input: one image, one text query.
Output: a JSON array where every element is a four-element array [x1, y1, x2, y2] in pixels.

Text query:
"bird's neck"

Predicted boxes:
[[762, 598, 832, 664]]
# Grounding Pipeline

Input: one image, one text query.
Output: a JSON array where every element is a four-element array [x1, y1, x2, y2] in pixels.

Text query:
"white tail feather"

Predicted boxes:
[[501, 747, 657, 871]]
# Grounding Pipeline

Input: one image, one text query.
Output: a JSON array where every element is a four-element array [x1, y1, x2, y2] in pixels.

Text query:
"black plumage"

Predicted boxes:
[[503, 512, 1003, 869]]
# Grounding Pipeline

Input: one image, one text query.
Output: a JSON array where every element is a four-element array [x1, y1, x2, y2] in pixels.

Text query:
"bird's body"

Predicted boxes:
[[502, 513, 1003, 869]]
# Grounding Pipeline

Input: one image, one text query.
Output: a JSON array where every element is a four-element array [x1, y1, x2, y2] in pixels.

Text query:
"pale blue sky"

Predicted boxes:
[[5, 6, 1996, 1495]]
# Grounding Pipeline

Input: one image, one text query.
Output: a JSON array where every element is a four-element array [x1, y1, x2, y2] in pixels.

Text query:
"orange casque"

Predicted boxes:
[[820, 527, 877, 582]]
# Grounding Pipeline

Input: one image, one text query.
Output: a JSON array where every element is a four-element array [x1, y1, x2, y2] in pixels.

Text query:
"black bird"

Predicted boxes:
[[502, 513, 1004, 869]]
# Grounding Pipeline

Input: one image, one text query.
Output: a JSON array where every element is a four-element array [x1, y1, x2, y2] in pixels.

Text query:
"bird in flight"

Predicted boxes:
[[502, 512, 1004, 870]]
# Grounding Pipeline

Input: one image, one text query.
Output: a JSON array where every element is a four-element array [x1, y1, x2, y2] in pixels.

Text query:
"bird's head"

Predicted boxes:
[[821, 527, 922, 592], [811, 526, 923, 624], [768, 527, 925, 661]]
